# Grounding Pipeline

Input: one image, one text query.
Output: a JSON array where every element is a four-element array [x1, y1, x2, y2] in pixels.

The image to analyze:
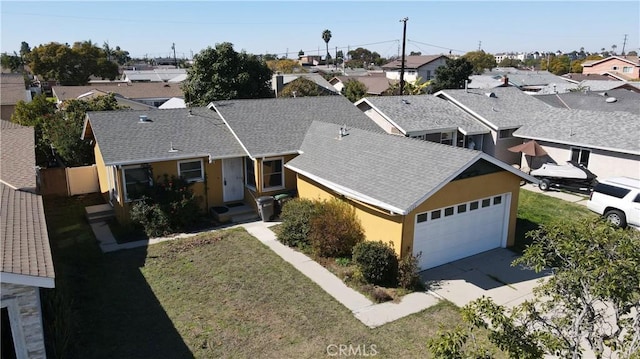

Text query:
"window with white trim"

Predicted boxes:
[[178, 159, 204, 182], [570, 148, 591, 167], [262, 157, 284, 191], [245, 157, 256, 189], [623, 66, 633, 73], [123, 165, 152, 201]]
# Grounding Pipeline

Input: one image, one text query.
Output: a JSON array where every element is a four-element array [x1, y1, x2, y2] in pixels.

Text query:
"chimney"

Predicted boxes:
[[273, 73, 284, 97], [502, 76, 509, 86]]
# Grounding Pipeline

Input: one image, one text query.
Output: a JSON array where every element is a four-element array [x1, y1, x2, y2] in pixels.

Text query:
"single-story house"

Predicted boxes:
[[513, 108, 640, 179], [382, 55, 449, 82], [354, 95, 490, 149], [286, 121, 536, 270], [1, 73, 31, 121], [1, 120, 55, 358], [435, 87, 552, 165], [82, 96, 381, 223]]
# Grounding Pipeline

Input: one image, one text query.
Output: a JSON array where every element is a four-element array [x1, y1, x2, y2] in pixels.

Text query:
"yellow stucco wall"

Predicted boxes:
[[296, 170, 521, 258], [296, 174, 405, 254], [246, 155, 299, 210]]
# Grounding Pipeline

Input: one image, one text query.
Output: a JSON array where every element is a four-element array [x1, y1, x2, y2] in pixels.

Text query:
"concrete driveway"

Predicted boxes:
[[420, 248, 550, 308]]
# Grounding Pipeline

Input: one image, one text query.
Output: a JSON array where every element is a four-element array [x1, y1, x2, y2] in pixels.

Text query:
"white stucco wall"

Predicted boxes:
[[1, 283, 47, 359]]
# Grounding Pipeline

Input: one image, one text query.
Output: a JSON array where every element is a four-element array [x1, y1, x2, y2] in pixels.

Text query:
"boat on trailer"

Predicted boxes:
[[530, 161, 597, 191]]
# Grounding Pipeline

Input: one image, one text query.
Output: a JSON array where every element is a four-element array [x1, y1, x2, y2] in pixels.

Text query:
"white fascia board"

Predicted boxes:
[[285, 164, 407, 215], [361, 100, 408, 135], [435, 91, 500, 131], [1, 272, 55, 289], [210, 103, 254, 160]]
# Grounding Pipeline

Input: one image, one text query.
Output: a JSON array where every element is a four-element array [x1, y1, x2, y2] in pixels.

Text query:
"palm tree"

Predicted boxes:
[[322, 29, 332, 67], [611, 44, 617, 55]]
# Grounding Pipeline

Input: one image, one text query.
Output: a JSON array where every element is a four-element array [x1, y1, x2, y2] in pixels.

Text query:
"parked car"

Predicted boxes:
[[587, 177, 640, 228], [530, 161, 597, 192]]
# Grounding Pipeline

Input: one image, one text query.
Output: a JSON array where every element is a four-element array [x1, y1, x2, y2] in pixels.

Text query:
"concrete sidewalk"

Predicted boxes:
[[89, 219, 441, 328]]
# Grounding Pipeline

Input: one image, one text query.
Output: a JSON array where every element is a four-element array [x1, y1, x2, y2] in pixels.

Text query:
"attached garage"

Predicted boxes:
[[413, 193, 510, 269]]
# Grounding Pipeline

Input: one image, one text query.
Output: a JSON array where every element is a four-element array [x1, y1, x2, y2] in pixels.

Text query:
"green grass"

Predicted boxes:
[[43, 194, 503, 358], [515, 189, 597, 252]]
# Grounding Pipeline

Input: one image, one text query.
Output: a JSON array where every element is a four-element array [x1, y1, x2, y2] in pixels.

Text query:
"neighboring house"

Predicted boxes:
[[435, 87, 552, 165], [581, 56, 640, 80], [1, 120, 55, 359], [382, 55, 449, 82], [82, 96, 380, 223], [286, 121, 536, 270], [513, 108, 640, 179], [121, 68, 187, 83], [298, 55, 322, 66], [272, 73, 339, 97], [53, 82, 183, 108], [157, 97, 186, 109], [534, 89, 640, 113], [354, 95, 489, 149], [1, 73, 31, 120], [483, 69, 569, 93], [574, 79, 640, 93], [329, 73, 392, 95]]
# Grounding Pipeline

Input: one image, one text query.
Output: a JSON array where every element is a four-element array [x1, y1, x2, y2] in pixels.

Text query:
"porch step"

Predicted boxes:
[[211, 203, 261, 224], [85, 204, 115, 223]]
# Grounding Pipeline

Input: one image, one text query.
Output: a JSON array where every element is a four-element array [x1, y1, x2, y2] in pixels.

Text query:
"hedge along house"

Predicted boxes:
[[286, 121, 537, 270], [209, 96, 382, 208], [82, 108, 247, 223]]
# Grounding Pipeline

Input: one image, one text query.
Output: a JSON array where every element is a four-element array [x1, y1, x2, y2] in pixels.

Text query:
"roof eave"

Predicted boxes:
[[513, 134, 640, 156], [104, 153, 245, 167], [434, 90, 500, 131], [1, 272, 55, 288]]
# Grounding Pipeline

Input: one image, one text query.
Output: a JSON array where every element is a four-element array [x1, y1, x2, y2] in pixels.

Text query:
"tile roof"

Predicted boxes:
[[84, 107, 246, 165], [382, 55, 448, 70], [436, 87, 552, 129], [0, 120, 36, 192], [213, 96, 382, 158], [285, 121, 482, 214], [513, 108, 640, 155], [533, 89, 640, 113], [52, 82, 184, 101], [0, 73, 28, 106], [358, 95, 490, 135]]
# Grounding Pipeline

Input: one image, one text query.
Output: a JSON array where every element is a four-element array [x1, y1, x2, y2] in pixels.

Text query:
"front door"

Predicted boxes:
[[222, 158, 244, 202]]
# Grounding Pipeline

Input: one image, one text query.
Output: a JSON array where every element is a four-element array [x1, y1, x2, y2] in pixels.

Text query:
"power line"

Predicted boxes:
[[407, 39, 466, 54]]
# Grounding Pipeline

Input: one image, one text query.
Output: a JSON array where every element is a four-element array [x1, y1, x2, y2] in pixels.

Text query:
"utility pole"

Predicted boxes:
[[399, 17, 408, 96], [622, 34, 628, 55], [335, 46, 338, 69], [172, 43, 177, 68], [478, 41, 482, 51]]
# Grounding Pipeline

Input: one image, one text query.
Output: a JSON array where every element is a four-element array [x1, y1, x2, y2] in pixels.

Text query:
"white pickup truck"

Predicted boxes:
[[587, 177, 640, 228]]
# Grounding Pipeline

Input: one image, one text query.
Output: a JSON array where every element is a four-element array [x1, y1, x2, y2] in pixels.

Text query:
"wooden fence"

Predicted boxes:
[[38, 165, 99, 196]]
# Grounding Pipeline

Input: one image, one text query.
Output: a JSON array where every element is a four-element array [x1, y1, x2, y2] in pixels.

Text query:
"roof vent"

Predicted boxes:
[[485, 92, 497, 98], [168, 141, 178, 153], [401, 99, 410, 104], [139, 114, 151, 122], [605, 97, 617, 103]]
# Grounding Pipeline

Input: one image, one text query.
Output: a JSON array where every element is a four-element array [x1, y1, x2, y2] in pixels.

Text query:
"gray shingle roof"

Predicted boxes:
[[1, 178, 55, 285], [53, 82, 183, 101], [513, 108, 640, 155], [0, 120, 36, 192], [534, 89, 640, 113], [213, 96, 382, 158], [286, 121, 481, 214], [437, 87, 552, 129], [382, 55, 448, 70], [1, 73, 28, 106], [85, 107, 246, 165], [359, 95, 490, 135]]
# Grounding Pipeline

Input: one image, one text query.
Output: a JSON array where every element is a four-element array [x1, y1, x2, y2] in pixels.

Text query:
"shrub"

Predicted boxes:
[[398, 252, 423, 290], [352, 241, 398, 286], [277, 198, 321, 248], [130, 175, 201, 237], [308, 198, 364, 258]]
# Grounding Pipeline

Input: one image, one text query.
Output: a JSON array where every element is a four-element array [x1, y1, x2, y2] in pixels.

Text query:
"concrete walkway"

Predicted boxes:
[[89, 219, 441, 328], [521, 183, 589, 206]]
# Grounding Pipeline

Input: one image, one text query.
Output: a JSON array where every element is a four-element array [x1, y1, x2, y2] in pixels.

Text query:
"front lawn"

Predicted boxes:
[[515, 189, 597, 252], [43, 195, 500, 358]]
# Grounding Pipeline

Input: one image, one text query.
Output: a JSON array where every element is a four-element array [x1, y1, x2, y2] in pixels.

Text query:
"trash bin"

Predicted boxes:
[[274, 193, 292, 216], [256, 196, 275, 222]]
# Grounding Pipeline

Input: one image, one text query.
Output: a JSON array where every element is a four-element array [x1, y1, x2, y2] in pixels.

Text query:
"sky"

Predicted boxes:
[[1, 1, 638, 60]]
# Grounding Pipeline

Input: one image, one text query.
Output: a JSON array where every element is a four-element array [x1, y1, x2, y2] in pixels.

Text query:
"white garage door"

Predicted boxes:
[[413, 193, 510, 270]]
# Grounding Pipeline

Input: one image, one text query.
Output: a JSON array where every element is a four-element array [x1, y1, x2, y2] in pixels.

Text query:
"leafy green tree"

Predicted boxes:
[[182, 42, 273, 106], [386, 77, 430, 95], [341, 79, 367, 102], [11, 94, 58, 165], [429, 219, 640, 359], [498, 58, 522, 68], [112, 46, 131, 65], [267, 59, 305, 74], [1, 52, 22, 72], [298, 49, 304, 57], [547, 55, 571, 75], [346, 47, 384, 68], [463, 50, 497, 75], [627, 50, 638, 56], [322, 29, 332, 67], [428, 58, 473, 93], [19, 41, 31, 59], [28, 41, 119, 85], [279, 77, 330, 97]]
